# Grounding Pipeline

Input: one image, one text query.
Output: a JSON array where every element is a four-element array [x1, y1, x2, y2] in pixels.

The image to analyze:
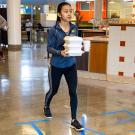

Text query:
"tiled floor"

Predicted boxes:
[[0, 43, 135, 135]]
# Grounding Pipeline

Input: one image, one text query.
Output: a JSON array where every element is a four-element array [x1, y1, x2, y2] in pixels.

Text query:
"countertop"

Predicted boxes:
[[79, 29, 106, 33], [109, 23, 135, 26], [83, 36, 109, 43]]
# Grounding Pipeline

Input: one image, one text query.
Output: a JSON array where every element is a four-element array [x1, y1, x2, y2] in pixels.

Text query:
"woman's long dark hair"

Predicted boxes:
[[56, 2, 71, 22]]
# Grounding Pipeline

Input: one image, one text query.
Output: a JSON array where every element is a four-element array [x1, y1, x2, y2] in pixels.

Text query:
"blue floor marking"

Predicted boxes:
[[16, 119, 49, 135], [85, 128, 105, 135], [31, 123, 44, 135], [129, 130, 135, 132], [102, 109, 135, 117], [102, 109, 135, 123], [125, 110, 135, 117], [16, 119, 49, 125], [102, 109, 135, 134], [16, 110, 135, 135], [102, 109, 128, 116], [65, 114, 106, 135], [117, 117, 135, 123]]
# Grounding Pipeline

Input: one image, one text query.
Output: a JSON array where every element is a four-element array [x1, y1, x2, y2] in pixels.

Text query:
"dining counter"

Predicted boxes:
[[78, 29, 106, 37], [78, 23, 135, 84], [107, 24, 135, 84], [83, 36, 108, 43], [76, 36, 108, 73]]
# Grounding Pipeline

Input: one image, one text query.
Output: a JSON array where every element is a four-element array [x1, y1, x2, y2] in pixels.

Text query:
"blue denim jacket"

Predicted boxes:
[[47, 22, 78, 68]]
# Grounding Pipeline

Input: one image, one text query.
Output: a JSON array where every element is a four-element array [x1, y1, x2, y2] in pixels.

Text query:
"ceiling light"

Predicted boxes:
[[123, 0, 133, 2], [109, 1, 115, 4], [33, 6, 36, 10]]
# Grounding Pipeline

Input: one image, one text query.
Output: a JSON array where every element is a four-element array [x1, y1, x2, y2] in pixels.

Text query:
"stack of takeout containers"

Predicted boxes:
[[83, 40, 91, 52], [64, 36, 83, 56]]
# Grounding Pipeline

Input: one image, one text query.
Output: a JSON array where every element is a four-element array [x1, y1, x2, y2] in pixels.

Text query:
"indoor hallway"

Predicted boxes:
[[0, 43, 135, 135]]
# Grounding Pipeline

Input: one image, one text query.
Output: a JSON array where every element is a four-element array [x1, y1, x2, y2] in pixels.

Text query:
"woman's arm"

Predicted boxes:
[[47, 28, 61, 56]]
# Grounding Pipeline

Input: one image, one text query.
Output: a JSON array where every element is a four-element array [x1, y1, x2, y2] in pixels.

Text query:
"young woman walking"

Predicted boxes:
[[44, 2, 84, 131]]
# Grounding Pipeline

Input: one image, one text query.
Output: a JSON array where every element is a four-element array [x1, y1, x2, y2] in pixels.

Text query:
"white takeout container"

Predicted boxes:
[[83, 40, 91, 52], [64, 36, 83, 56], [66, 51, 83, 56], [64, 36, 83, 44]]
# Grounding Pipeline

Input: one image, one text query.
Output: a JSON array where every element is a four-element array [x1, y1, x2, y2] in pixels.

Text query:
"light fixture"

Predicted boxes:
[[33, 6, 36, 10], [123, 0, 133, 2], [25, 5, 29, 9], [109, 0, 115, 4]]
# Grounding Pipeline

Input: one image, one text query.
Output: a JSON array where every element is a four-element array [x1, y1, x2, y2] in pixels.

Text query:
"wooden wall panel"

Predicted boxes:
[[89, 42, 107, 73]]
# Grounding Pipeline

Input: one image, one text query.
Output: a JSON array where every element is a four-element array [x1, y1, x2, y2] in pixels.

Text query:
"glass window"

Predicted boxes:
[[80, 2, 90, 10], [107, 0, 134, 18]]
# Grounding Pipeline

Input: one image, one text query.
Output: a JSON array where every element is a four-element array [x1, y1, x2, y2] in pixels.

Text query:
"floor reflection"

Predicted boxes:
[[0, 43, 135, 135]]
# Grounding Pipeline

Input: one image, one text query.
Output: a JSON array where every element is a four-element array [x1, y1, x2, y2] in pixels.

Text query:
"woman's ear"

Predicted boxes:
[[57, 13, 61, 17]]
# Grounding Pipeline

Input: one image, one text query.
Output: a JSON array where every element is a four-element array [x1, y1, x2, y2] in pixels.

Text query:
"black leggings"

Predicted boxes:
[[45, 64, 78, 119]]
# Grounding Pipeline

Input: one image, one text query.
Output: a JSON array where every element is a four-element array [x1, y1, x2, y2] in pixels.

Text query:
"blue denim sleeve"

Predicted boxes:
[[47, 28, 61, 56], [75, 26, 78, 36]]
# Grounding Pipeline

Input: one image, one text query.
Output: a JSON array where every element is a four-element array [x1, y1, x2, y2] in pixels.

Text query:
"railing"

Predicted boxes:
[[21, 27, 51, 44]]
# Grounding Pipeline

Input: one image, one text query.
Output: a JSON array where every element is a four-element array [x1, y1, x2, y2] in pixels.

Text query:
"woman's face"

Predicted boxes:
[[59, 5, 72, 22]]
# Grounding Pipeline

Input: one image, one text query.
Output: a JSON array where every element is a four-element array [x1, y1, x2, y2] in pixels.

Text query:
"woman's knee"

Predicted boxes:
[[51, 88, 59, 96]]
